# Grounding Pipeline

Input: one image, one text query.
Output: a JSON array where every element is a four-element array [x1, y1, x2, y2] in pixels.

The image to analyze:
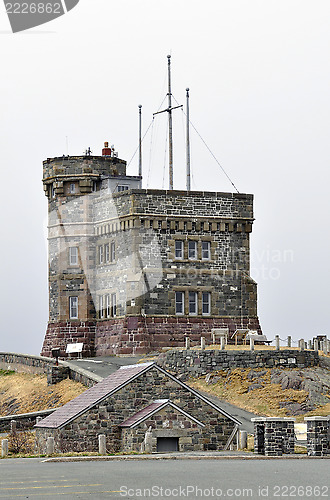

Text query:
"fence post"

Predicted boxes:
[[46, 437, 54, 456], [220, 337, 225, 351], [1, 439, 8, 458], [185, 337, 190, 350], [287, 336, 292, 348], [10, 420, 16, 433], [201, 337, 205, 350], [239, 430, 248, 450], [275, 335, 280, 351], [250, 337, 255, 351], [98, 434, 106, 455]]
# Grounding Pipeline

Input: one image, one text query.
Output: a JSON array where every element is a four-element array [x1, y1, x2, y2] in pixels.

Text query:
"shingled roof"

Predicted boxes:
[[119, 399, 205, 428], [35, 362, 241, 430], [35, 362, 154, 429]]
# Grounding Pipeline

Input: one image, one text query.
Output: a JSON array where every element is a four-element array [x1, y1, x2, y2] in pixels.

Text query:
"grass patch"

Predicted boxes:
[[0, 369, 15, 376], [0, 373, 86, 416]]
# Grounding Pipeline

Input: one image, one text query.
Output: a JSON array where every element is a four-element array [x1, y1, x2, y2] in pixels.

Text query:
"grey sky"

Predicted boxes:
[[0, 0, 329, 355]]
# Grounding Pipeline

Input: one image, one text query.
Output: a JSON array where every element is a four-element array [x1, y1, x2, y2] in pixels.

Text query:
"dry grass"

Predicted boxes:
[[0, 372, 86, 415], [188, 368, 329, 422]]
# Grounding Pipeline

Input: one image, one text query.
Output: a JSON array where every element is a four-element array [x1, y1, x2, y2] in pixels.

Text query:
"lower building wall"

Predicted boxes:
[[41, 316, 261, 357], [95, 315, 262, 356], [41, 321, 96, 358]]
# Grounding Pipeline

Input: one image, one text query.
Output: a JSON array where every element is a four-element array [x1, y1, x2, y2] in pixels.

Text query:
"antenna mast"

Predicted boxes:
[[138, 104, 142, 177], [186, 88, 191, 191], [167, 55, 173, 190], [153, 55, 182, 190]]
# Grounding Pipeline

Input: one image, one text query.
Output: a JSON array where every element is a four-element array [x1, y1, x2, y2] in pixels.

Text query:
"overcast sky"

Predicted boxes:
[[0, 0, 329, 355]]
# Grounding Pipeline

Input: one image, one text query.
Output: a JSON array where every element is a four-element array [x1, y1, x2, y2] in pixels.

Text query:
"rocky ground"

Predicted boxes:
[[189, 366, 330, 420]]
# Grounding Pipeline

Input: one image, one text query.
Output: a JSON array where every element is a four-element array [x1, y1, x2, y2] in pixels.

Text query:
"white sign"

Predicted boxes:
[[66, 343, 83, 354]]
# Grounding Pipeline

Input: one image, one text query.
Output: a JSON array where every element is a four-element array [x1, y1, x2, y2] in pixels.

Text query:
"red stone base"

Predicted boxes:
[[41, 321, 96, 358], [95, 316, 262, 356], [41, 316, 262, 358]]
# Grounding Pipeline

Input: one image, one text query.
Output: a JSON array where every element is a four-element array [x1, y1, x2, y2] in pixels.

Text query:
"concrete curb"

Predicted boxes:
[[42, 454, 329, 463]]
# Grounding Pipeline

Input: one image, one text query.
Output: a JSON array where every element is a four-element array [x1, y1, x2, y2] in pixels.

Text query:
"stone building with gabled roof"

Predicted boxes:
[[35, 362, 240, 453]]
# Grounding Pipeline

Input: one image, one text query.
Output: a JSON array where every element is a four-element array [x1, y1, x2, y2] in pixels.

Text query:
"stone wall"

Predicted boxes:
[[0, 352, 55, 375], [95, 316, 261, 356], [121, 406, 205, 453], [157, 349, 320, 376], [0, 352, 101, 388], [252, 418, 295, 456], [305, 417, 330, 456], [42, 321, 96, 358], [35, 366, 236, 454], [0, 409, 56, 432]]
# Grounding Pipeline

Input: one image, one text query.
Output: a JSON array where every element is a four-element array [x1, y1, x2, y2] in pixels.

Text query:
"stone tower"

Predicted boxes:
[[41, 144, 262, 357]]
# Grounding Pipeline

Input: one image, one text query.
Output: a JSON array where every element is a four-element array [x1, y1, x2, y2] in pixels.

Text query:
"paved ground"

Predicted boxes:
[[0, 457, 328, 499], [68, 356, 257, 433]]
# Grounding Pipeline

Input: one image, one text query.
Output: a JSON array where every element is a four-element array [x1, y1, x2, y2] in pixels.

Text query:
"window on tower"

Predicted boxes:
[[202, 292, 211, 316], [175, 240, 183, 260], [175, 291, 184, 315], [69, 247, 78, 266], [202, 241, 211, 260], [188, 241, 197, 260], [188, 291, 198, 315], [69, 296, 78, 319]]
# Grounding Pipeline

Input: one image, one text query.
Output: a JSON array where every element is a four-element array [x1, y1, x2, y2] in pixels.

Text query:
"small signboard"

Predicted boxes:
[[66, 343, 83, 354]]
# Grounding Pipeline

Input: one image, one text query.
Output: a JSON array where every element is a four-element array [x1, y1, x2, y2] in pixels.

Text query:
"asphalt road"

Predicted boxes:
[[0, 457, 328, 499], [69, 357, 258, 434]]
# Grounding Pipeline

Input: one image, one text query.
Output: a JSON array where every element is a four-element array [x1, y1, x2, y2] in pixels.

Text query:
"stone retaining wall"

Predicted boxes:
[[157, 349, 320, 376], [0, 409, 57, 432], [0, 352, 101, 388]]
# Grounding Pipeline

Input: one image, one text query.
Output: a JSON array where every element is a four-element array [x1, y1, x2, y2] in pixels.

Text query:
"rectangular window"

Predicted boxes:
[[188, 291, 198, 315], [202, 241, 211, 260], [99, 295, 104, 319], [69, 183, 75, 194], [118, 185, 129, 192], [105, 243, 110, 263], [99, 245, 104, 264], [69, 296, 78, 319], [111, 293, 117, 317], [175, 291, 184, 315], [202, 292, 211, 316], [188, 241, 197, 260], [69, 247, 78, 266], [105, 294, 110, 318], [110, 242, 115, 262], [175, 240, 184, 260]]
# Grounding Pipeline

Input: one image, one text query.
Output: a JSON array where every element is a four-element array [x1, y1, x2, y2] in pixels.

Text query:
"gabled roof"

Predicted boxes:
[[119, 399, 205, 428], [35, 362, 154, 429], [35, 362, 241, 430]]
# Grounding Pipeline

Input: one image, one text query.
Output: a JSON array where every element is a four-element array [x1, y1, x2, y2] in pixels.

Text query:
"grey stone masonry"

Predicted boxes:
[[41, 149, 262, 357], [252, 418, 295, 456], [157, 349, 319, 376], [35, 364, 238, 454], [305, 417, 330, 456]]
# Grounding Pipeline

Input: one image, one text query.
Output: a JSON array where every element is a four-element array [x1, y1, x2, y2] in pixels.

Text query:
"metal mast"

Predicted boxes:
[[138, 104, 142, 177], [167, 55, 174, 190], [186, 88, 191, 191], [153, 55, 182, 190]]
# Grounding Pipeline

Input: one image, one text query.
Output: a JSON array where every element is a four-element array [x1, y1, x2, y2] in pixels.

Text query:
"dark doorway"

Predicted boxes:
[[157, 437, 179, 452]]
